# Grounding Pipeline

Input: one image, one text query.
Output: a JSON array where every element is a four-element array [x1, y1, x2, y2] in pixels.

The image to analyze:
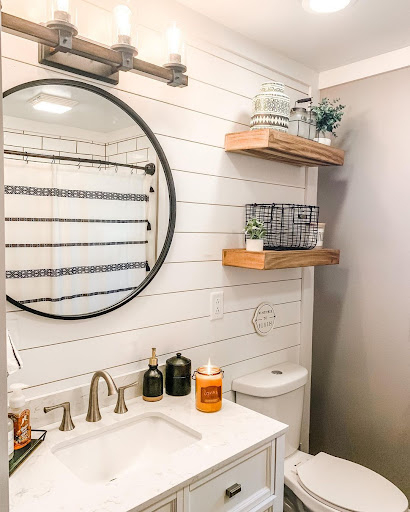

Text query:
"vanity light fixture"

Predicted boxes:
[[164, 23, 187, 74], [29, 94, 78, 114], [1, 8, 188, 87], [302, 0, 353, 13]]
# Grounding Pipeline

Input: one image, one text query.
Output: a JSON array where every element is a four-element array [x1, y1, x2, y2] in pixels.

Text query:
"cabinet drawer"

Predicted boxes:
[[189, 445, 272, 512]]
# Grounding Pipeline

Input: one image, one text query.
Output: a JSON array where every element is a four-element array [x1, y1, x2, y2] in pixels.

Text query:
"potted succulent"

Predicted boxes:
[[312, 97, 345, 146], [245, 217, 266, 252]]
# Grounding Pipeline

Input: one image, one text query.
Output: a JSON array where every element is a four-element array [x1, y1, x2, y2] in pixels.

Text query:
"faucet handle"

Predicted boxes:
[[44, 402, 75, 431], [114, 381, 139, 414]]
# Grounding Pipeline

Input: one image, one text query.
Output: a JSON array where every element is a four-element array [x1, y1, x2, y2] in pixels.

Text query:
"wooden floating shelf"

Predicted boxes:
[[222, 248, 340, 270], [225, 129, 344, 167]]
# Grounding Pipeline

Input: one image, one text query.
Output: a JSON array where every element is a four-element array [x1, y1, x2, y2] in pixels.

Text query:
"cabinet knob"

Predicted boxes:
[[226, 483, 241, 498]]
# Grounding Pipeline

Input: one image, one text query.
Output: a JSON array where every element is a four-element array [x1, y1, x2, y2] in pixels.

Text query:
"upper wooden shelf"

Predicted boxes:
[[225, 129, 344, 167], [222, 248, 340, 270]]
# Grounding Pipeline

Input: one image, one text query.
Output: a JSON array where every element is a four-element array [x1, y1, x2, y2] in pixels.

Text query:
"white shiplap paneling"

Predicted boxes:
[[2, 0, 316, 412]]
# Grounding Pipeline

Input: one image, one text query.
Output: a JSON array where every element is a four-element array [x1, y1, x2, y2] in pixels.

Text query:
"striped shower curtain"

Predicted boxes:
[[5, 159, 149, 316]]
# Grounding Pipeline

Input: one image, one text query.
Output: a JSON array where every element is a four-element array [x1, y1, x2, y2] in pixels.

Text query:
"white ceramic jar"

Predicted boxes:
[[316, 223, 326, 247], [250, 82, 290, 132]]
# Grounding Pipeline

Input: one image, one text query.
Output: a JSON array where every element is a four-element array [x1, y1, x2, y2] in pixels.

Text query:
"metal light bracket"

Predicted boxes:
[[111, 43, 136, 71], [39, 44, 120, 85], [55, 29, 73, 51], [164, 61, 187, 88], [45, 20, 77, 51], [167, 69, 186, 88], [40, 18, 121, 83]]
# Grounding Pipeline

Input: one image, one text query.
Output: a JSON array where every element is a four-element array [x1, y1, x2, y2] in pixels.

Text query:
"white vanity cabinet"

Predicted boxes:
[[141, 435, 285, 512], [10, 398, 287, 512], [140, 492, 182, 512]]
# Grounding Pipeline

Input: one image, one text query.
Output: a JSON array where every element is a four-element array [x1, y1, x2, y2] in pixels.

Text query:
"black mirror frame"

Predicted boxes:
[[3, 78, 176, 320]]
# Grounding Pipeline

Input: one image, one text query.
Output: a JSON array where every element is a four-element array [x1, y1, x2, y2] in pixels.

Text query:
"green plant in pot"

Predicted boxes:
[[245, 217, 266, 252], [312, 97, 345, 146]]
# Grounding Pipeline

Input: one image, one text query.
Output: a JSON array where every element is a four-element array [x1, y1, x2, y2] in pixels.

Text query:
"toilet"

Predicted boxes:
[[232, 362, 408, 512]]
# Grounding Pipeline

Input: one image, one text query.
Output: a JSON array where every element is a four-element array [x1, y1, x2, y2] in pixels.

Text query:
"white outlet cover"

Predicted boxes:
[[252, 302, 276, 336], [210, 291, 224, 320]]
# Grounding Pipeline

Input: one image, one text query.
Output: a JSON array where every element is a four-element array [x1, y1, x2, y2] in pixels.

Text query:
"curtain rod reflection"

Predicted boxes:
[[4, 149, 156, 175]]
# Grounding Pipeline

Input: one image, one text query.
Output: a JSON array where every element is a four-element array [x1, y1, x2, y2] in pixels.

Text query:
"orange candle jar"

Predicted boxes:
[[193, 365, 224, 412]]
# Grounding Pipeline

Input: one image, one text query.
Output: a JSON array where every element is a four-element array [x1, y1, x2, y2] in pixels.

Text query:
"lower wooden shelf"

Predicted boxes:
[[222, 248, 340, 270]]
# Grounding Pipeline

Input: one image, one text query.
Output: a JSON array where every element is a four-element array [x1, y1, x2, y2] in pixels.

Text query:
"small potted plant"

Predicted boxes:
[[245, 217, 266, 252], [312, 97, 345, 146]]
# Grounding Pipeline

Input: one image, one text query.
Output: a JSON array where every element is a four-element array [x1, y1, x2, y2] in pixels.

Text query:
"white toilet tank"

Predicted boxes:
[[232, 362, 308, 458]]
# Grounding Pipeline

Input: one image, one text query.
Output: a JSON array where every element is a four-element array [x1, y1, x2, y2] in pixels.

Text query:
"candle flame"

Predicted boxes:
[[206, 358, 212, 375]]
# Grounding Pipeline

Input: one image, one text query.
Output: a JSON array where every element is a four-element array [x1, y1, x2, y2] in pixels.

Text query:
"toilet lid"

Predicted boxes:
[[296, 452, 408, 512]]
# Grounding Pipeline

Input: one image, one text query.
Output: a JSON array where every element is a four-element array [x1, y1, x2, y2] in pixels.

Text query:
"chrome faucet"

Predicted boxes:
[[86, 370, 118, 422]]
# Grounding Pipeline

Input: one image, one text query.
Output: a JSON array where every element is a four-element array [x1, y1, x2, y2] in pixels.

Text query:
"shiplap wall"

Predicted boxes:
[[2, 0, 317, 447]]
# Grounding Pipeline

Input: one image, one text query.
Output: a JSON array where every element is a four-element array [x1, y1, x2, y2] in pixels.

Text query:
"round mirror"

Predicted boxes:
[[3, 79, 175, 319]]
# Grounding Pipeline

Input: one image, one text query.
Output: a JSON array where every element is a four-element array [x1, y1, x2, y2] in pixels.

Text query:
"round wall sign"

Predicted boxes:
[[252, 302, 276, 336]]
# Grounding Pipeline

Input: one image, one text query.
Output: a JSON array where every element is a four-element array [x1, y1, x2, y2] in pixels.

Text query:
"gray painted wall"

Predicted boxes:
[[311, 67, 410, 500]]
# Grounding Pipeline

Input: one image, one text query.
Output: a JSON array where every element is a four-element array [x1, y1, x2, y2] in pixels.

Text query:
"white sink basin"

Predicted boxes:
[[52, 412, 202, 484]]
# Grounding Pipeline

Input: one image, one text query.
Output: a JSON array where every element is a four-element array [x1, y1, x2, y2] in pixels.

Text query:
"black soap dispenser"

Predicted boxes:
[[143, 348, 163, 402]]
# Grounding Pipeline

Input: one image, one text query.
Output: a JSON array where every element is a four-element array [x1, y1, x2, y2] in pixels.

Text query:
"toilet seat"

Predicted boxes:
[[296, 452, 408, 512]]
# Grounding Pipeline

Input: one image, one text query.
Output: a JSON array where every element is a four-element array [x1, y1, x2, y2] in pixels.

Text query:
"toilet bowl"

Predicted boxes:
[[232, 362, 408, 512]]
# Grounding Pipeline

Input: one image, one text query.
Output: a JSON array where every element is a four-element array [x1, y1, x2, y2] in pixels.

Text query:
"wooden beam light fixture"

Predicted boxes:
[[1, 9, 188, 88]]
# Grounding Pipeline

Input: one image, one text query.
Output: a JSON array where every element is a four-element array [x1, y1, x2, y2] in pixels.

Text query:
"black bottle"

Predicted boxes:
[[143, 348, 163, 402]]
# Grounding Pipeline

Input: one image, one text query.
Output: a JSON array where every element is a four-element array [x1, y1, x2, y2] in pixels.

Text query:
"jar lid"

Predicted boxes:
[[166, 352, 191, 367], [291, 107, 307, 114], [196, 365, 222, 376]]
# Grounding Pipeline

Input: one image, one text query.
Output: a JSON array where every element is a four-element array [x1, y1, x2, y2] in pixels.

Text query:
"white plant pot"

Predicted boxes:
[[246, 239, 264, 252], [314, 136, 332, 146]]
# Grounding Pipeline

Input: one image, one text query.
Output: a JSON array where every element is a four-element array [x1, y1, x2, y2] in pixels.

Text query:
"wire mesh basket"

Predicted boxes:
[[245, 203, 319, 250]]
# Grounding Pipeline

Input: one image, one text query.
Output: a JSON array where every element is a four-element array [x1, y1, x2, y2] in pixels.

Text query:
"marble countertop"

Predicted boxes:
[[10, 395, 287, 512]]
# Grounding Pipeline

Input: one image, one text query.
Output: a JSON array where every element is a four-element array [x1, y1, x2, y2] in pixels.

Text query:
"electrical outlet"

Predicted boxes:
[[210, 291, 224, 320]]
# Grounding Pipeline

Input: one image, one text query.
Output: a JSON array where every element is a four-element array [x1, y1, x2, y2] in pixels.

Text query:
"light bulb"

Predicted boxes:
[[113, 4, 132, 45], [56, 0, 70, 11], [47, 0, 77, 26], [167, 24, 182, 62], [112, 3, 137, 51], [164, 23, 186, 72], [52, 0, 71, 23], [302, 0, 352, 13]]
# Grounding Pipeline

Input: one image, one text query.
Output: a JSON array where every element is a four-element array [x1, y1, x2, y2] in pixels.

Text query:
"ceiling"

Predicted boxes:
[[177, 0, 410, 71], [3, 84, 134, 133]]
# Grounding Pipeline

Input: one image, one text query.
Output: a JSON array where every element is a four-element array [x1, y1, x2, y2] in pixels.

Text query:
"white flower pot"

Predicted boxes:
[[314, 136, 332, 146], [246, 239, 264, 252]]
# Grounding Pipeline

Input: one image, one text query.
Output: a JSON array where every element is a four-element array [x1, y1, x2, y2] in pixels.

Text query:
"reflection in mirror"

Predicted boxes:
[[3, 80, 174, 319]]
